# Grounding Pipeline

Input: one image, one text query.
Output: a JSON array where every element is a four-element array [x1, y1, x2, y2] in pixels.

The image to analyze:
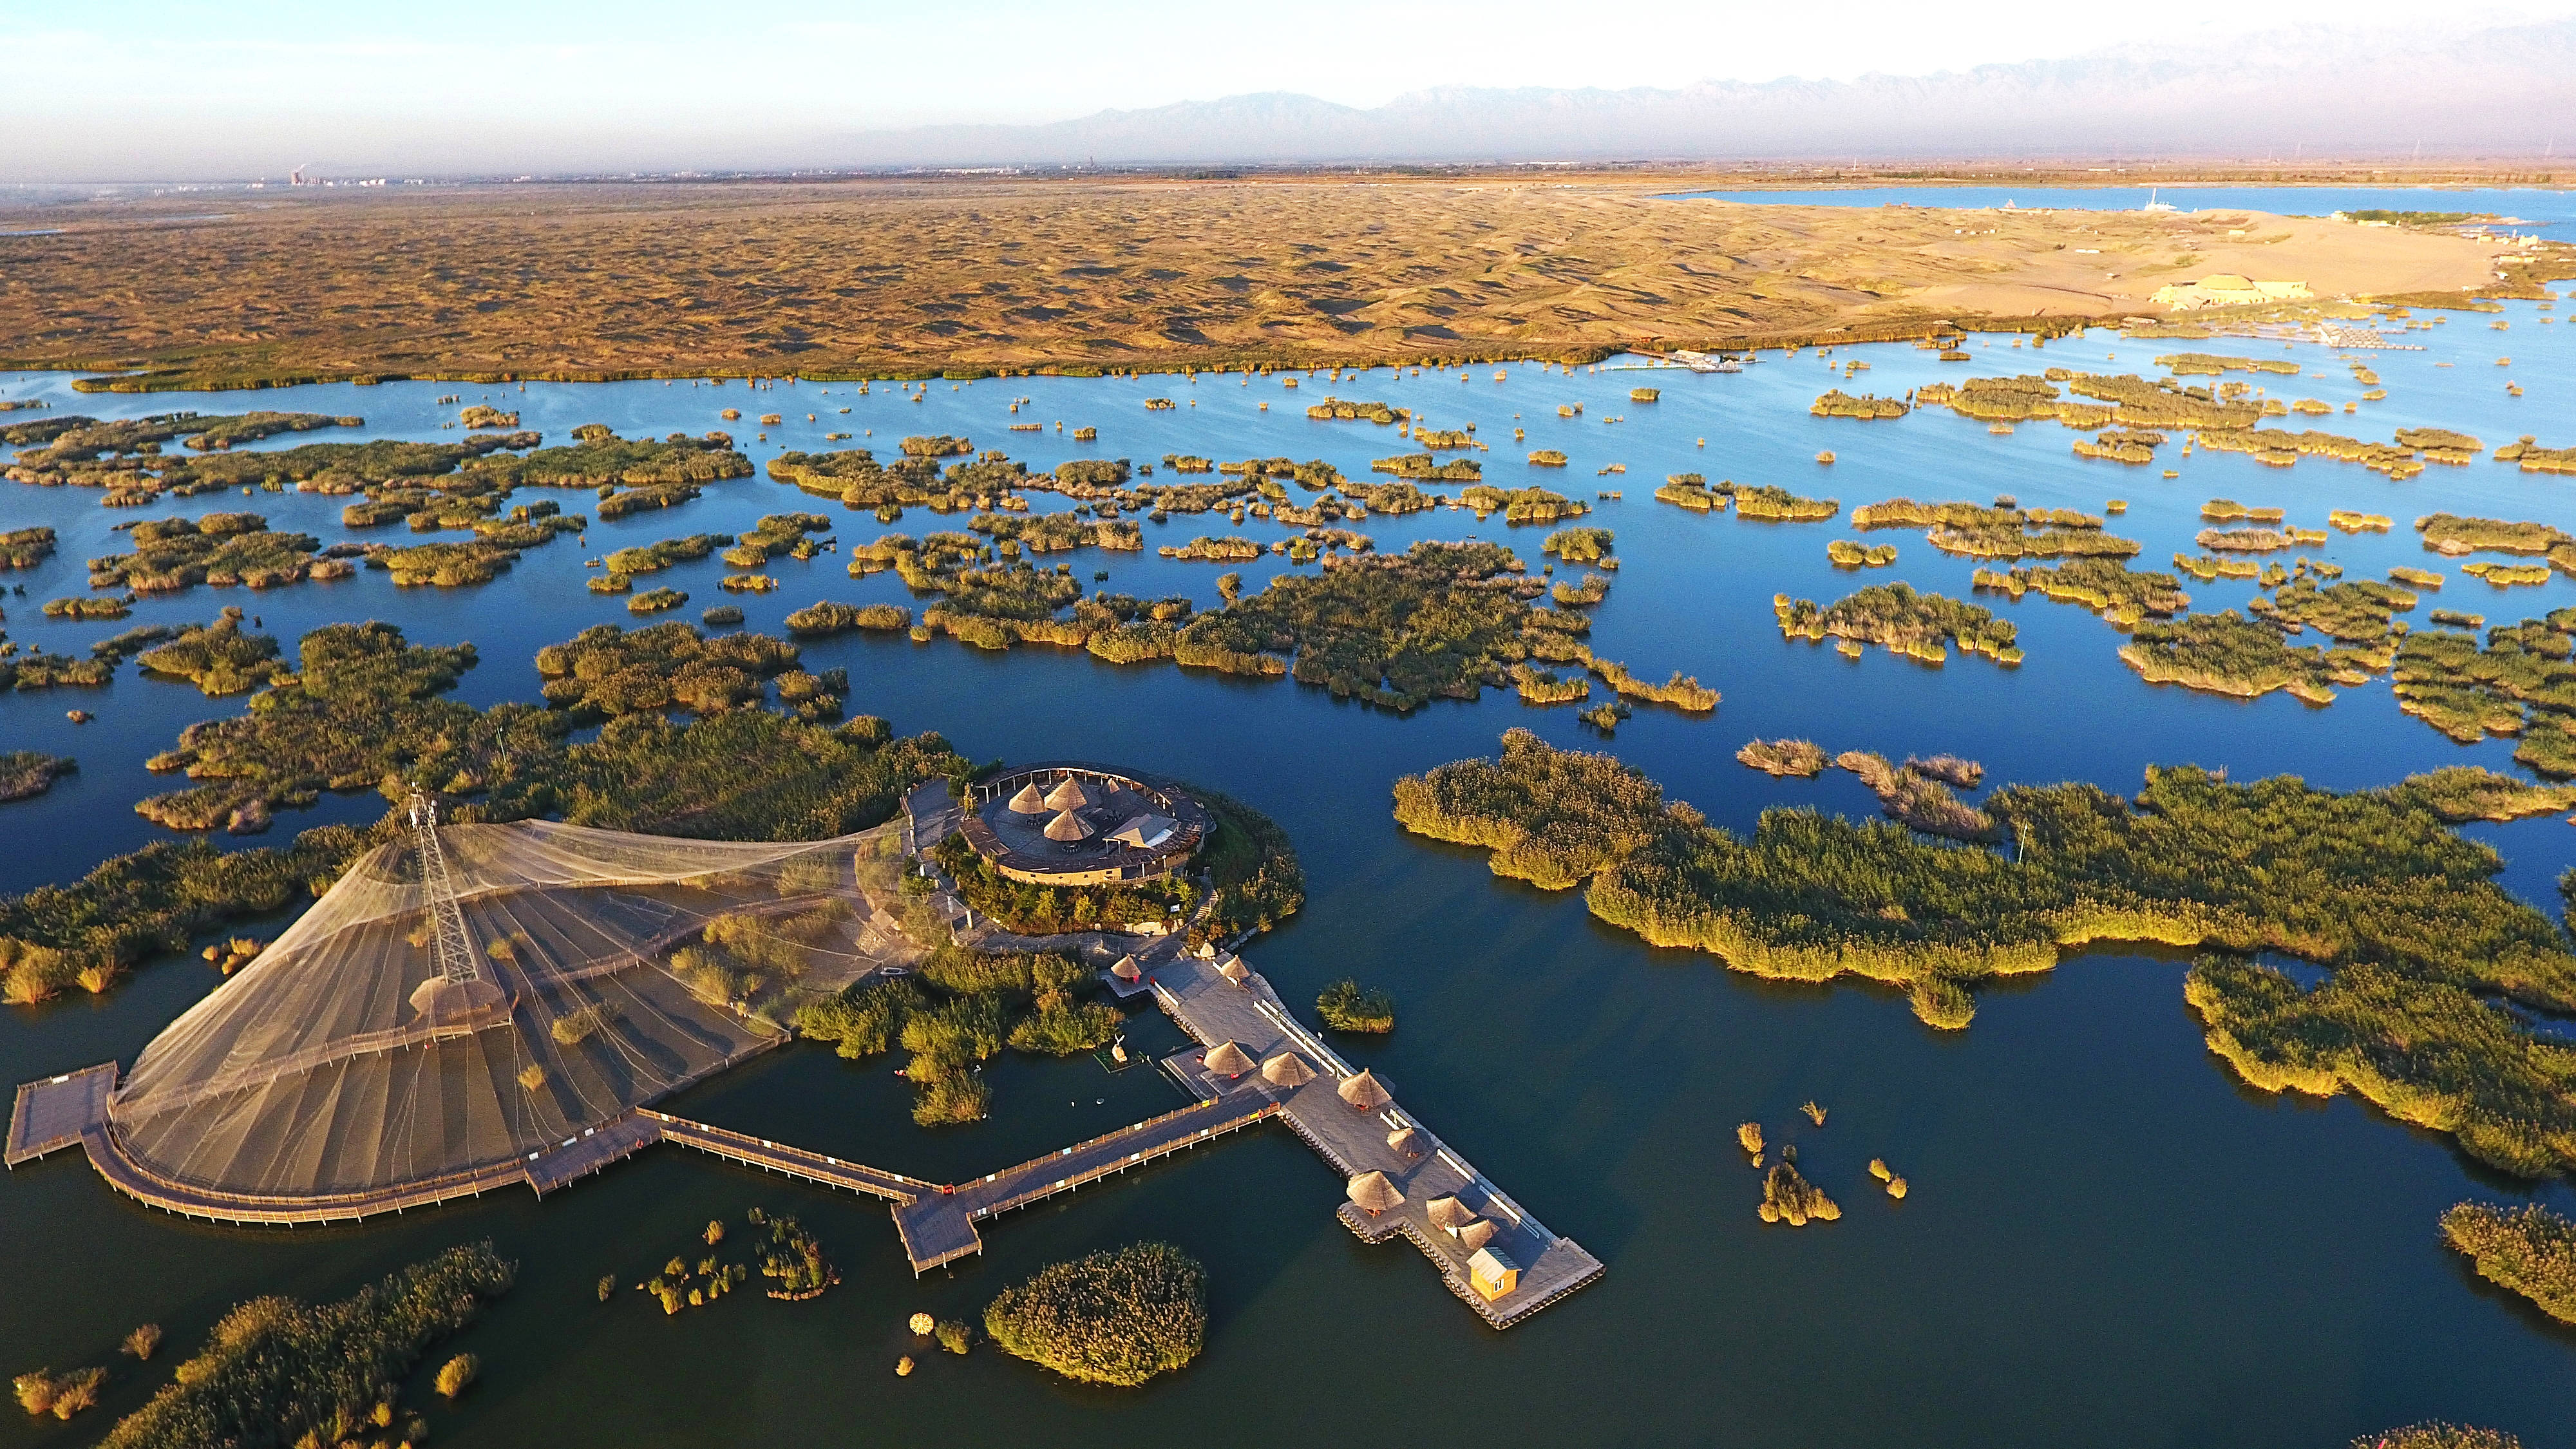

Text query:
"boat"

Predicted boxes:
[[2141, 187, 2179, 214]]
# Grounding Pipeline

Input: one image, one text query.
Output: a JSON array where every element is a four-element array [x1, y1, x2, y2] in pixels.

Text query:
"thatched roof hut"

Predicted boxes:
[[1456, 1218, 1497, 1251], [1386, 1126, 1421, 1156], [1425, 1195, 1473, 1232], [1338, 1069, 1391, 1110], [1204, 1040, 1255, 1075], [1347, 1170, 1404, 1214], [1043, 776, 1090, 811], [1110, 954, 1142, 982], [1007, 781, 1049, 814], [1043, 809, 1095, 842], [1261, 1052, 1316, 1087], [1217, 956, 1250, 984]]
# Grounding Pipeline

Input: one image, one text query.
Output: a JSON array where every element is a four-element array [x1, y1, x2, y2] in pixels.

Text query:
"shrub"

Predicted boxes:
[[434, 1352, 478, 1399], [983, 1243, 1206, 1387], [1316, 978, 1396, 1032], [99, 1243, 513, 1449]]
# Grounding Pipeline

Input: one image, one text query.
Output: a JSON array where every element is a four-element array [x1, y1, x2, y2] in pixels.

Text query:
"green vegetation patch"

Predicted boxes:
[[0, 752, 75, 804], [1317, 978, 1396, 1032], [1775, 582, 2020, 665], [797, 943, 1115, 1124], [88, 513, 320, 592], [133, 609, 289, 695], [2440, 1201, 2576, 1324], [984, 1243, 1206, 1387], [97, 1243, 512, 1449], [2392, 608, 2576, 776], [466, 425, 748, 489], [2119, 611, 2362, 703], [535, 621, 803, 719], [1, 526, 55, 569], [1394, 730, 2576, 1175], [1972, 559, 2189, 627]]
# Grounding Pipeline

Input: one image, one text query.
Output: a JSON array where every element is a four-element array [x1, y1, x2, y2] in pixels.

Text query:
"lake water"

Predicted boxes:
[[1662, 184, 2576, 229], [3, 256, 2573, 1444]]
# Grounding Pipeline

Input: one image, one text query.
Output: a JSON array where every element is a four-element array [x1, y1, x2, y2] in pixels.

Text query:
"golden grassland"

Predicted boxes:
[[0, 178, 2504, 390]]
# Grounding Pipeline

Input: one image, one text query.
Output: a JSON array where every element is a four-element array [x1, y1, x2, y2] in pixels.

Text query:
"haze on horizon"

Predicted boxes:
[[5, 0, 2574, 183]]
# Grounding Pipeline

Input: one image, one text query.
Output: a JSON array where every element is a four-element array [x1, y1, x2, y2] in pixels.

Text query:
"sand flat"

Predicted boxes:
[[0, 179, 2508, 385]]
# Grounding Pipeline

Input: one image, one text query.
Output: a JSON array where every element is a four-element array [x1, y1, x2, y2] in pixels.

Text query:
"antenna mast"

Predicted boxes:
[[408, 793, 480, 986]]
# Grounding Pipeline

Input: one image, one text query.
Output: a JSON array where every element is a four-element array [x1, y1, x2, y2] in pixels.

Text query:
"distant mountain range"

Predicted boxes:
[[827, 19, 2575, 167]]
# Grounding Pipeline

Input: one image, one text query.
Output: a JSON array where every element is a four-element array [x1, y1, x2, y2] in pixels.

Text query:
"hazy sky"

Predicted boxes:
[[5, 0, 2570, 181]]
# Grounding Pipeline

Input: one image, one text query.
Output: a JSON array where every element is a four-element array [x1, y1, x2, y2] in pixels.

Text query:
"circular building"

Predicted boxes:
[[960, 762, 1209, 887]]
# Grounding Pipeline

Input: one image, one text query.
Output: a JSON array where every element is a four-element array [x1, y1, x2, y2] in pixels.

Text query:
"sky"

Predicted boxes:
[[3, 0, 2571, 182]]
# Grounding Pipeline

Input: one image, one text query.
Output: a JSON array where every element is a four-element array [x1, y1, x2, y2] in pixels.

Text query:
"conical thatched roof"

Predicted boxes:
[[1455, 1218, 1497, 1251], [1110, 953, 1142, 981], [1204, 1040, 1255, 1075], [1261, 1052, 1316, 1086], [1007, 781, 1049, 814], [1338, 1069, 1391, 1110], [1043, 809, 1095, 842], [1386, 1126, 1421, 1155], [1043, 776, 1090, 811], [1425, 1195, 1473, 1231], [1217, 956, 1250, 983], [1347, 1170, 1404, 1213]]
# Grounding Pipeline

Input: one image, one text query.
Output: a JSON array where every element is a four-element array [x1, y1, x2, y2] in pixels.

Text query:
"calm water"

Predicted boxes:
[[3, 259, 2573, 1445], [1662, 184, 2576, 228]]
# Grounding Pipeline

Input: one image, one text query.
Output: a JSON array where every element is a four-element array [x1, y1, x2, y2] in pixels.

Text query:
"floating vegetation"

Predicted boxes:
[[1317, 978, 1396, 1033], [1396, 730, 2576, 1164], [1528, 449, 1569, 467], [0, 649, 115, 694], [1, 526, 55, 569], [1973, 559, 2190, 627], [782, 600, 912, 636], [41, 595, 131, 621], [629, 587, 688, 614], [2249, 577, 2416, 645], [1588, 657, 1719, 712], [1775, 583, 2020, 666], [1459, 484, 1585, 524], [1810, 390, 1908, 419], [1542, 527, 1614, 564], [2202, 499, 2286, 524], [1827, 540, 1899, 568], [2155, 353, 2301, 375], [2195, 527, 2319, 553], [2439, 1201, 2576, 1325], [2119, 611, 2358, 703], [1374, 452, 1482, 482], [756, 1215, 839, 1300], [14, 1367, 106, 1421], [535, 623, 803, 720], [1551, 574, 1610, 607], [2495, 439, 2576, 476], [367, 538, 522, 587], [2463, 562, 2551, 587], [1737, 739, 1828, 778], [2414, 513, 2575, 574], [2331, 510, 2394, 533], [1160, 536, 1264, 562], [0, 752, 75, 804], [135, 610, 289, 696], [900, 435, 974, 457], [1759, 1160, 1840, 1225], [94, 1243, 513, 1449], [1510, 663, 1590, 705], [605, 531, 732, 576], [983, 1242, 1206, 1388], [721, 573, 779, 592], [724, 512, 833, 567], [2390, 609, 2576, 775], [1305, 398, 1408, 424], [1835, 750, 1996, 841], [972, 510, 1142, 554], [87, 513, 320, 592]]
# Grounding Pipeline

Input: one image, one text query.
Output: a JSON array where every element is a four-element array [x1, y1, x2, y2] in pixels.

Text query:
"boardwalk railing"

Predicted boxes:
[[969, 1099, 1278, 1222]]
